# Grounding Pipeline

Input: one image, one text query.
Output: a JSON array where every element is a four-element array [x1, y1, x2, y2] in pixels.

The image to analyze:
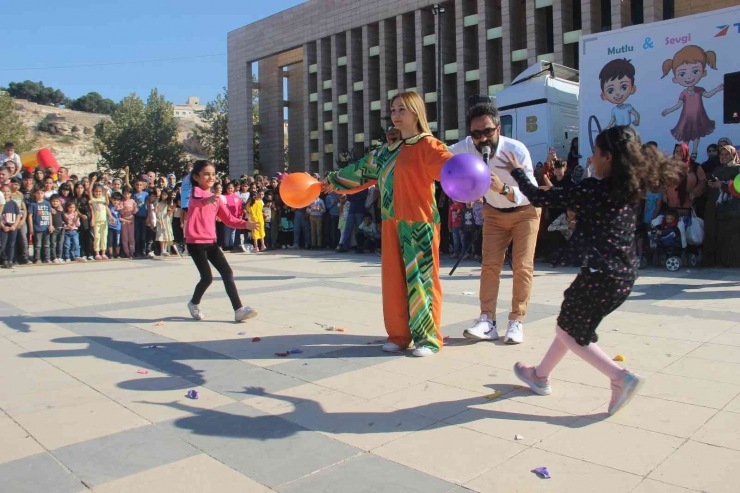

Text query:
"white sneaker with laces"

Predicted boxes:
[[504, 320, 524, 344], [235, 306, 258, 322], [147, 251, 155, 258], [188, 301, 204, 320], [463, 315, 498, 341], [412, 347, 435, 357], [382, 342, 405, 353]]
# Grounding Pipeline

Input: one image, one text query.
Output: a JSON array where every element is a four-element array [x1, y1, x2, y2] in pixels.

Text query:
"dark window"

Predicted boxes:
[[664, 0, 674, 20], [632, 0, 644, 25]]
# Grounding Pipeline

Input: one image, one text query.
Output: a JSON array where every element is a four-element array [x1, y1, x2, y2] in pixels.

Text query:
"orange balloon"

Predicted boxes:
[[20, 151, 39, 171], [280, 173, 321, 209], [36, 148, 59, 173]]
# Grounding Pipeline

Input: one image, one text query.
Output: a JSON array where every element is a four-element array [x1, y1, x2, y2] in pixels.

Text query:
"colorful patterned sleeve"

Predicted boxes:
[[326, 150, 381, 191]]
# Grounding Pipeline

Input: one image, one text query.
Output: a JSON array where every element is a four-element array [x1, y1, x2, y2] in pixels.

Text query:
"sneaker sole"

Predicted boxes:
[[504, 337, 523, 345], [608, 375, 644, 415], [513, 364, 551, 396], [463, 329, 498, 341], [236, 310, 258, 322]]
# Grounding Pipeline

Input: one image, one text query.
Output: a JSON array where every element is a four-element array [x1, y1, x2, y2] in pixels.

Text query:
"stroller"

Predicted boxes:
[[646, 211, 703, 271]]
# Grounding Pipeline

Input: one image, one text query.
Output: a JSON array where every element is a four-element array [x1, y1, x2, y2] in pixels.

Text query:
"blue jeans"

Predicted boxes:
[[0, 229, 17, 262], [342, 212, 366, 250], [293, 211, 307, 248], [451, 226, 462, 255], [223, 226, 235, 249], [64, 230, 80, 260]]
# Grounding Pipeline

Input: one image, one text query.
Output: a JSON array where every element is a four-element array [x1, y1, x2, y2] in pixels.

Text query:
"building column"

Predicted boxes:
[[346, 31, 357, 158], [287, 62, 305, 173], [455, 0, 467, 135], [331, 35, 340, 170], [552, 0, 565, 65], [397, 14, 406, 92], [227, 56, 252, 177], [477, 0, 489, 92], [581, 0, 601, 35], [611, 0, 631, 30], [379, 20, 391, 127], [415, 9, 426, 97], [257, 56, 283, 178], [362, 25, 371, 149], [644, 0, 663, 24], [302, 44, 312, 172], [316, 38, 327, 176], [501, 0, 513, 85], [526, 0, 537, 65]]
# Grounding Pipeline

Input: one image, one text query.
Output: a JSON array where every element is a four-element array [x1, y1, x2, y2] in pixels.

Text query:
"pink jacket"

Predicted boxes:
[[185, 187, 247, 244]]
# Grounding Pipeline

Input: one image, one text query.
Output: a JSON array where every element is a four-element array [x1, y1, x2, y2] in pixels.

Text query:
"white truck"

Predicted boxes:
[[494, 61, 580, 166], [493, 5, 740, 165]]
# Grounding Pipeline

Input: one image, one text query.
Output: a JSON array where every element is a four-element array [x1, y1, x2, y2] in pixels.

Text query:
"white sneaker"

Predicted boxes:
[[382, 342, 405, 353], [162, 251, 170, 257], [88, 256, 96, 261], [147, 251, 155, 258], [188, 301, 204, 320], [504, 320, 524, 344], [463, 315, 498, 341], [235, 306, 258, 322], [412, 347, 435, 357]]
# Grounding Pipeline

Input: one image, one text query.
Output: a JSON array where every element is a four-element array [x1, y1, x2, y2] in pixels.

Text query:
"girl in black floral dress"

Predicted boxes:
[[498, 126, 683, 415]]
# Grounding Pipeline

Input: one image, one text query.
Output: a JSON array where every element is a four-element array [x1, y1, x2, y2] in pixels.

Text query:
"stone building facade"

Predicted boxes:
[[227, 0, 736, 178]]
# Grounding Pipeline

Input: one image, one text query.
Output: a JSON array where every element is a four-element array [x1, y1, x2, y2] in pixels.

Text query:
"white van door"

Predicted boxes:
[[515, 104, 550, 165]]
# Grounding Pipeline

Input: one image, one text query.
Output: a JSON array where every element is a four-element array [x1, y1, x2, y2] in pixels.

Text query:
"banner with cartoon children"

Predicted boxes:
[[579, 6, 738, 162]]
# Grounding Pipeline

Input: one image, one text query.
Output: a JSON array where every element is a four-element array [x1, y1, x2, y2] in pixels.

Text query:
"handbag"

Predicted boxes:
[[685, 208, 704, 246]]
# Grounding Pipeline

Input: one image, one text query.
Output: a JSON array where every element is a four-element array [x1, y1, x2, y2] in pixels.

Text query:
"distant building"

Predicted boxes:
[[228, 0, 738, 178], [174, 96, 206, 120]]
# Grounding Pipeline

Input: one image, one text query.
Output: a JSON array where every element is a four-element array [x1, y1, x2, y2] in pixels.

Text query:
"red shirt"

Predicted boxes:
[[448, 203, 463, 228]]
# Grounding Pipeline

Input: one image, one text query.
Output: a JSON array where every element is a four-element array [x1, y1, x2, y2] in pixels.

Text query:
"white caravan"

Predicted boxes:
[[493, 61, 580, 166]]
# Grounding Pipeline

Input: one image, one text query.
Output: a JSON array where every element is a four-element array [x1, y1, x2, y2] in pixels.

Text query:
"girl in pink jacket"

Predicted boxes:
[[185, 161, 258, 322]]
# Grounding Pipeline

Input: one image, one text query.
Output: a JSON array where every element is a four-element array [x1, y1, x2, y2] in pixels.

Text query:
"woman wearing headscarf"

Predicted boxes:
[[702, 145, 740, 267], [663, 143, 697, 216], [693, 144, 720, 218]]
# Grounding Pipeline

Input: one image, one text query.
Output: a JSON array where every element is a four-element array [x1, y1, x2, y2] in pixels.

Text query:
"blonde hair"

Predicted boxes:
[[661, 45, 717, 78], [389, 92, 432, 135]]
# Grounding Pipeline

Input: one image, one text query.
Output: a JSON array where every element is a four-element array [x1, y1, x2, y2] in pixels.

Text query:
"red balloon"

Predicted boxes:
[[280, 173, 321, 208], [36, 148, 59, 173]]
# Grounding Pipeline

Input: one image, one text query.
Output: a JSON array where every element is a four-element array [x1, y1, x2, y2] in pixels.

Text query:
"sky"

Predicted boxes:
[[0, 0, 306, 105]]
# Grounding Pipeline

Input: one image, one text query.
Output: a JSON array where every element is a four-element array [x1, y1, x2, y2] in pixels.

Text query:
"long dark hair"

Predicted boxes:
[[189, 160, 210, 189], [595, 126, 684, 205]]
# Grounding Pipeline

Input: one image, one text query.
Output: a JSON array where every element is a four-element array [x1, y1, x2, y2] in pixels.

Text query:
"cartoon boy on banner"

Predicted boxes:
[[661, 45, 724, 159], [600, 58, 641, 129]]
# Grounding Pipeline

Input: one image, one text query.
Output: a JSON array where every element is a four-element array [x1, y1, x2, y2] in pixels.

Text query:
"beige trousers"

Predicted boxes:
[[479, 204, 541, 322]]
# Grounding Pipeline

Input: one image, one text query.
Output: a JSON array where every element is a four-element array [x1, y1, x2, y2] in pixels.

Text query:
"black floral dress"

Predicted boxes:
[[511, 169, 638, 345]]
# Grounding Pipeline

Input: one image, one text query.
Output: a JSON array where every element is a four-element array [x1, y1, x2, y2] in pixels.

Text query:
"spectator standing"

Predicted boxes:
[[108, 193, 122, 259], [120, 187, 136, 258], [247, 192, 266, 252], [132, 179, 149, 258], [0, 143, 22, 177], [155, 189, 174, 256], [74, 183, 94, 260], [461, 202, 476, 260], [702, 145, 740, 267], [28, 188, 52, 264], [0, 184, 22, 268], [89, 179, 111, 260], [221, 182, 242, 251], [324, 191, 340, 249], [308, 195, 326, 249], [448, 200, 464, 258], [48, 194, 65, 263], [338, 187, 368, 252], [62, 201, 81, 262]]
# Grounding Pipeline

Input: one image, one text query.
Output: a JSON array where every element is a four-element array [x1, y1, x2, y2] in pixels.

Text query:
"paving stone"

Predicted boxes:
[[0, 453, 84, 493]]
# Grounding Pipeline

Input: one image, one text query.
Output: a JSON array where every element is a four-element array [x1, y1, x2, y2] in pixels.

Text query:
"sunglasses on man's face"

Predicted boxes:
[[470, 127, 498, 140]]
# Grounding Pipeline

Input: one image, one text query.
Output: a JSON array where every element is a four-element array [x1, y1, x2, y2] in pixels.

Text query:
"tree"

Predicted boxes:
[[94, 89, 183, 177], [68, 92, 117, 115], [6, 80, 65, 106], [0, 93, 35, 153], [192, 88, 228, 174]]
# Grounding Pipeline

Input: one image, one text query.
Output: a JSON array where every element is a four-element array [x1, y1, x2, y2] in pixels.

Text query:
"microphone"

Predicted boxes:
[[481, 146, 491, 163]]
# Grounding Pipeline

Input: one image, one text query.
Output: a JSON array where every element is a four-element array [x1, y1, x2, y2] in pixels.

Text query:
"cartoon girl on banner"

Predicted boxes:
[[661, 45, 724, 159]]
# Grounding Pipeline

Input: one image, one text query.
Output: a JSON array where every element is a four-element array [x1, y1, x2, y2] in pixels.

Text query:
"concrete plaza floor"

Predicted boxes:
[[1, 251, 740, 493]]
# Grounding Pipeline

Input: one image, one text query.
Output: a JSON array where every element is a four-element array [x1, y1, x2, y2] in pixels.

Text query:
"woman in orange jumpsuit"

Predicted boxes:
[[323, 92, 452, 357]]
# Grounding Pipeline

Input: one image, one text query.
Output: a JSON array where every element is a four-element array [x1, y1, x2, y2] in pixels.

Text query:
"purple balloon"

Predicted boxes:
[[440, 154, 491, 203]]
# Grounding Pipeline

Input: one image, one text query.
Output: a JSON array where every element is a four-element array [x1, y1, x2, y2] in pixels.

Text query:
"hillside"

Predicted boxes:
[[14, 99, 207, 176]]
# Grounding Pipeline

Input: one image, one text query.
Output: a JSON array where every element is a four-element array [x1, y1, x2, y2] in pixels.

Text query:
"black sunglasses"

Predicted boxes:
[[470, 127, 498, 140]]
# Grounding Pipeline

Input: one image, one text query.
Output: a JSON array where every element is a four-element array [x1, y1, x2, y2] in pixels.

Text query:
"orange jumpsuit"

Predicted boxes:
[[327, 134, 452, 352]]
